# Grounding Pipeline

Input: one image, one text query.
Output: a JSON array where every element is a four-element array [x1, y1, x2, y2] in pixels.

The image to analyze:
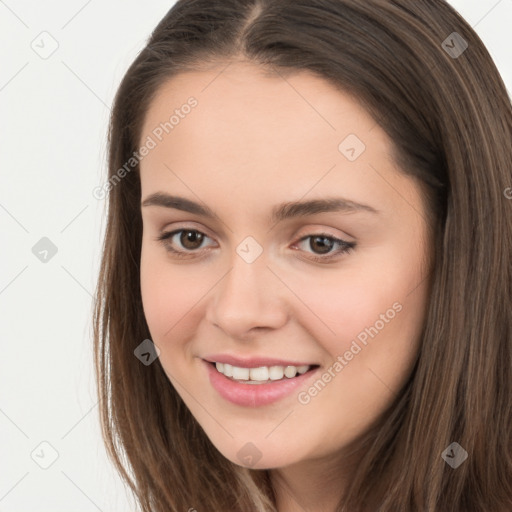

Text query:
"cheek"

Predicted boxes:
[[140, 244, 213, 350], [140, 244, 183, 342], [292, 256, 428, 442], [288, 268, 395, 344], [294, 246, 429, 363]]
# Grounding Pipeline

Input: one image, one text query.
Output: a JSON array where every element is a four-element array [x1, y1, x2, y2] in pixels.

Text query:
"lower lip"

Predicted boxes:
[[204, 360, 319, 407]]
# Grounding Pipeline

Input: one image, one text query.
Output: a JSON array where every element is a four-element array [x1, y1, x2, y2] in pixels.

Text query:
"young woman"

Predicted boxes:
[[93, 1, 512, 510]]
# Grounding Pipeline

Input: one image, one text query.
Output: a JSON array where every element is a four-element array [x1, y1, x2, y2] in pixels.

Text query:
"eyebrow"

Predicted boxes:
[[141, 192, 379, 223]]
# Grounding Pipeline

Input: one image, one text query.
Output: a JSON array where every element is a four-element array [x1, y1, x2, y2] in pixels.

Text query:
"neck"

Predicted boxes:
[[270, 451, 354, 512]]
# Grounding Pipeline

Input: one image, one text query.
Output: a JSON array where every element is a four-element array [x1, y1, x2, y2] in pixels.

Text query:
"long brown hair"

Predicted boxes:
[[93, 1, 512, 510]]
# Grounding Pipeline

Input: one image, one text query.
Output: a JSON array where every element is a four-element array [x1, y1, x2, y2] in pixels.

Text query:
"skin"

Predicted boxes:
[[138, 60, 434, 511]]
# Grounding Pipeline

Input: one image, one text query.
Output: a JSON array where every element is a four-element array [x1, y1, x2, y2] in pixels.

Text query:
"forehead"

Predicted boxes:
[[140, 60, 391, 162], [138, 61, 410, 218]]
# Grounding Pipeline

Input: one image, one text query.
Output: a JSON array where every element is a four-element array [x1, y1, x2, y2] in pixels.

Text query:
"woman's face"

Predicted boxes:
[[139, 61, 433, 470]]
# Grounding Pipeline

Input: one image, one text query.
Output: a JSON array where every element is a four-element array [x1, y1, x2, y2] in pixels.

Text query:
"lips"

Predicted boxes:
[[204, 359, 320, 407]]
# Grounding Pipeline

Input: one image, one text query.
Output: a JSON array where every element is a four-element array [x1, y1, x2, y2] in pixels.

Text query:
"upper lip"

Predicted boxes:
[[203, 354, 317, 368]]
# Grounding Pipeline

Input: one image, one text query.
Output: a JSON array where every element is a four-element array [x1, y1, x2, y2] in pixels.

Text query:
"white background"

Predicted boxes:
[[1, 1, 511, 510]]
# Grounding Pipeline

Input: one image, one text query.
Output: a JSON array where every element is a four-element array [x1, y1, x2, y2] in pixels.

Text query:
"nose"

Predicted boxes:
[[206, 251, 288, 340]]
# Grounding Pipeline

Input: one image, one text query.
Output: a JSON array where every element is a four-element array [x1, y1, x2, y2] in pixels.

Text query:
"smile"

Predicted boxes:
[[204, 360, 320, 407], [214, 361, 311, 383]]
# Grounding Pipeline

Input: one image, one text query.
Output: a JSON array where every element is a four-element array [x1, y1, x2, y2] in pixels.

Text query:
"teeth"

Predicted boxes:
[[214, 362, 311, 382], [269, 366, 284, 380], [232, 366, 250, 380], [250, 366, 269, 380], [224, 363, 233, 377]]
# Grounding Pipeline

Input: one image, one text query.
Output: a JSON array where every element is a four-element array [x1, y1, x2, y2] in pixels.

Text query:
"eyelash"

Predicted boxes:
[[154, 228, 356, 263]]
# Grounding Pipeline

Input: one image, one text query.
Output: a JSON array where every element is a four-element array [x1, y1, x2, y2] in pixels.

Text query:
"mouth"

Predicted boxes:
[[204, 360, 321, 407], [208, 360, 320, 384]]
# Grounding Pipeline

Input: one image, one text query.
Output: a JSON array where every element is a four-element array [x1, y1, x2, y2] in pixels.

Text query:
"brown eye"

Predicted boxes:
[[179, 230, 205, 250], [155, 229, 213, 258], [308, 235, 336, 255], [293, 233, 356, 263]]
